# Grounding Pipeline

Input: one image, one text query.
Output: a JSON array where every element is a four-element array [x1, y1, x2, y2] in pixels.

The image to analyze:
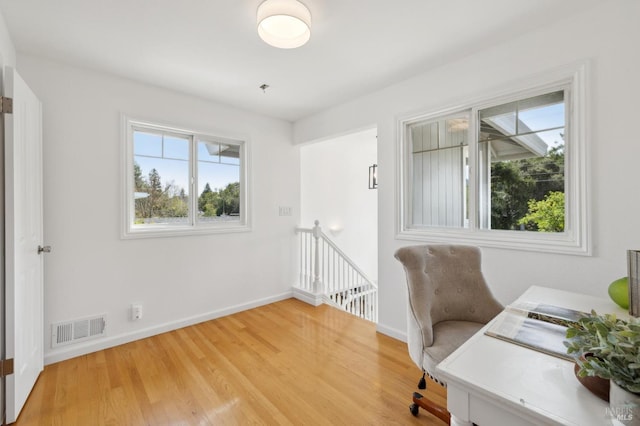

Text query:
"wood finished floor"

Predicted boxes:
[[14, 299, 447, 425]]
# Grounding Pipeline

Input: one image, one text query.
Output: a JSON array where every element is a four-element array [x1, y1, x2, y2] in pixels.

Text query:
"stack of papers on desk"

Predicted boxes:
[[485, 302, 586, 361]]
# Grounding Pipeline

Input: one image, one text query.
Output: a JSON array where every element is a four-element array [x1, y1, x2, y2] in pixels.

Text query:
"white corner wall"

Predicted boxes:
[[300, 128, 378, 280], [294, 2, 640, 340], [15, 54, 300, 364]]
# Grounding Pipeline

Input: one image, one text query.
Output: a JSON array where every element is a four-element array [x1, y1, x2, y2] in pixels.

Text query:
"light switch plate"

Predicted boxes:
[[279, 206, 292, 216]]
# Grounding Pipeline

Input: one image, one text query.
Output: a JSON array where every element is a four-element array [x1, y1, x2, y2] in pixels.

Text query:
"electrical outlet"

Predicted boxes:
[[131, 304, 143, 321]]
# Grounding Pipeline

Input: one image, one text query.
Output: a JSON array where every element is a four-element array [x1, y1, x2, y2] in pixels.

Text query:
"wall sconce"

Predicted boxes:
[[368, 164, 378, 189]]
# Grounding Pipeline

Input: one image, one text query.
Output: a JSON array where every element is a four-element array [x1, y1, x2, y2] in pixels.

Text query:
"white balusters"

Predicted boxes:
[[295, 221, 378, 322], [312, 220, 321, 294]]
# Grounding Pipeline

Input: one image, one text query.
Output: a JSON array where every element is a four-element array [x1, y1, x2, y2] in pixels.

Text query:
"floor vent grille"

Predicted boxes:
[[52, 314, 107, 348]]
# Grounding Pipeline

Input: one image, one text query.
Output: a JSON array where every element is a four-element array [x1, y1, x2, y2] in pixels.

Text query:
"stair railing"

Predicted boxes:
[[295, 220, 378, 322]]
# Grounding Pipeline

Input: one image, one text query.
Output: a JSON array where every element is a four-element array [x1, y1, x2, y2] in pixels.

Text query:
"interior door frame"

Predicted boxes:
[[0, 64, 7, 426]]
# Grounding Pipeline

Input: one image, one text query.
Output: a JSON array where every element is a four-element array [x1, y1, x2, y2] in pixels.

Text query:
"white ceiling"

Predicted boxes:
[[0, 0, 602, 122]]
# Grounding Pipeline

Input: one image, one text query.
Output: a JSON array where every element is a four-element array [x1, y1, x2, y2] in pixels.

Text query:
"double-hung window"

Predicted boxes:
[[123, 118, 249, 238], [398, 66, 588, 254]]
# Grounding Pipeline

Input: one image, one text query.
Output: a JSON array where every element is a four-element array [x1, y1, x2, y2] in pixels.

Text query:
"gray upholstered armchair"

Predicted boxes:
[[394, 245, 503, 424]]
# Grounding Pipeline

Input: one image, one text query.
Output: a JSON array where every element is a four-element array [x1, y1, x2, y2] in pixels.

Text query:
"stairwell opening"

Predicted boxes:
[[299, 127, 378, 321]]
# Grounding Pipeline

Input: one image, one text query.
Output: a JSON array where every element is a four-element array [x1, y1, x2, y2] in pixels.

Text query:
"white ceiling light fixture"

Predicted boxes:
[[257, 0, 311, 49]]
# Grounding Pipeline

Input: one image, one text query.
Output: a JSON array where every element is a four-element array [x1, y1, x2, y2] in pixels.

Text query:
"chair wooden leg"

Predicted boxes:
[[410, 392, 451, 425]]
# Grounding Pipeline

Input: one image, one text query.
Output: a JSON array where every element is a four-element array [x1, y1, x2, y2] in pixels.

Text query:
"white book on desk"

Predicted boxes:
[[485, 302, 587, 361]]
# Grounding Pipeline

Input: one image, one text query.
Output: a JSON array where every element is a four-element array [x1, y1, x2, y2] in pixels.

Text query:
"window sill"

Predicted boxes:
[[122, 223, 251, 239], [396, 227, 590, 256]]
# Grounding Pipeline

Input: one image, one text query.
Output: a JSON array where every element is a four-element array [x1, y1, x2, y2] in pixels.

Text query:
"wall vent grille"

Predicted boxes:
[[51, 314, 107, 348]]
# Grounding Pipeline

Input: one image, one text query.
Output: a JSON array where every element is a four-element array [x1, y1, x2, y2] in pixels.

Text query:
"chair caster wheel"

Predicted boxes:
[[410, 403, 419, 416]]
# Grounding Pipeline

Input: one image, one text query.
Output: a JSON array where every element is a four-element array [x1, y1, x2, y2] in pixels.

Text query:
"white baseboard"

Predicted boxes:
[[291, 287, 324, 306], [376, 322, 407, 343], [44, 291, 293, 365]]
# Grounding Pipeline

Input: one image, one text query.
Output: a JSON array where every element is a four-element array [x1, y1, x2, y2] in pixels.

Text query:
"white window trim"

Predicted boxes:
[[396, 63, 590, 255], [121, 115, 252, 239]]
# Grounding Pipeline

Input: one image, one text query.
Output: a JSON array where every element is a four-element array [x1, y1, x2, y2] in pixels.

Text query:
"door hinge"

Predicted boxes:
[[0, 358, 14, 377], [0, 96, 13, 114]]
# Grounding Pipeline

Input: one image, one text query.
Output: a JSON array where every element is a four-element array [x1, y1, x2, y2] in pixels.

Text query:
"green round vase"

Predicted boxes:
[[608, 277, 629, 309]]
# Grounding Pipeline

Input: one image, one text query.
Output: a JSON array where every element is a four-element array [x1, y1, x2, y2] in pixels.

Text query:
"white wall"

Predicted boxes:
[[0, 9, 14, 69], [15, 54, 300, 364], [300, 128, 377, 279], [294, 2, 640, 339]]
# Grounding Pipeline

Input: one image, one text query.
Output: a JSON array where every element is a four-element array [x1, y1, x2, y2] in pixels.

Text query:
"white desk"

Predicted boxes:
[[436, 286, 628, 426]]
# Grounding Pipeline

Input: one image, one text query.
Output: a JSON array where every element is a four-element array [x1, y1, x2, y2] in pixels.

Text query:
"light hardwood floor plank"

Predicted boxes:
[[14, 299, 447, 425]]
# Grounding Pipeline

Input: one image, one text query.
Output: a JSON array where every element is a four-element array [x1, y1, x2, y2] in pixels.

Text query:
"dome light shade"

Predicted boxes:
[[257, 0, 311, 49]]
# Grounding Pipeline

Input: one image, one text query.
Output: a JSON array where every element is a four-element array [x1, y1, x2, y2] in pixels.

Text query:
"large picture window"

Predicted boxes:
[[123, 118, 249, 238], [398, 67, 588, 254]]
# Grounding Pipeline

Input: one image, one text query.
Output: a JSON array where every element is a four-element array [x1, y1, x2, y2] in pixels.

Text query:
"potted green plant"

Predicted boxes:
[[565, 311, 640, 424]]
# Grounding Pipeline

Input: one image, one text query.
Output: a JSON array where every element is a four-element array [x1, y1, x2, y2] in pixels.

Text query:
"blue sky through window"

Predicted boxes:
[[519, 102, 565, 150], [134, 131, 240, 197]]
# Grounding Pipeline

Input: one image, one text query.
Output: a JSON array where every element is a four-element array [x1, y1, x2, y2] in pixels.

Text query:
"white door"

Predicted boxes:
[[3, 66, 44, 423]]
